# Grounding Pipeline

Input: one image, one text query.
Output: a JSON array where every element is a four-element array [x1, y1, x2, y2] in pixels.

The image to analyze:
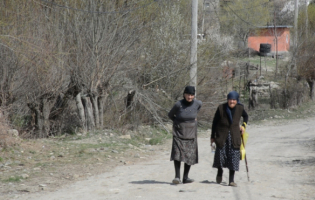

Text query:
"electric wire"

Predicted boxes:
[[225, 3, 262, 28], [204, 1, 271, 13]]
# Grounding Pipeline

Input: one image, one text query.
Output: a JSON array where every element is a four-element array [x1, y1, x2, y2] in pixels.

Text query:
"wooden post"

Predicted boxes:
[[260, 56, 262, 76], [265, 56, 267, 73]]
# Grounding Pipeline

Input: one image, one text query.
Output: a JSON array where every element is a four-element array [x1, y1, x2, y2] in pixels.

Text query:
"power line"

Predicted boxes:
[[40, 0, 157, 15], [226, 4, 261, 28], [223, 1, 270, 12], [204, 1, 272, 27], [205, 1, 271, 13]]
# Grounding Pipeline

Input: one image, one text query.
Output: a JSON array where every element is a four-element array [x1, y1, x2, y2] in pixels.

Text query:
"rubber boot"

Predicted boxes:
[[183, 163, 194, 184], [229, 170, 237, 187], [172, 160, 182, 184], [216, 168, 223, 184]]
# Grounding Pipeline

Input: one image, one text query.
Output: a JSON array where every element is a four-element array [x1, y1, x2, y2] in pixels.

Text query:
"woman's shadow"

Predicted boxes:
[[200, 180, 223, 184], [129, 180, 171, 185], [130, 180, 224, 185]]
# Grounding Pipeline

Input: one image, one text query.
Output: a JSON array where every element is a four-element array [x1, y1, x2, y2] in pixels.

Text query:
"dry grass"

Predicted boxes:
[[0, 126, 172, 197], [0, 113, 21, 148]]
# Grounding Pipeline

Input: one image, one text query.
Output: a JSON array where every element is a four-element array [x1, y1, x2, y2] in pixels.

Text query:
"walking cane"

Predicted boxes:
[[241, 134, 250, 182]]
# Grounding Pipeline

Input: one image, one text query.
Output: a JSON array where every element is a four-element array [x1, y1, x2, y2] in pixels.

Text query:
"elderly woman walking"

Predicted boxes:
[[168, 86, 202, 184], [211, 91, 248, 187]]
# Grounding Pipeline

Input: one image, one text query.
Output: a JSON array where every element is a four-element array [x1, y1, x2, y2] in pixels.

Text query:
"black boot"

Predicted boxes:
[[183, 163, 194, 184], [172, 160, 182, 184], [229, 170, 237, 187], [216, 168, 223, 184]]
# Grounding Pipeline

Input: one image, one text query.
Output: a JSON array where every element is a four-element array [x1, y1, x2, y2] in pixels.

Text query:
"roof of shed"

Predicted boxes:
[[256, 25, 293, 28]]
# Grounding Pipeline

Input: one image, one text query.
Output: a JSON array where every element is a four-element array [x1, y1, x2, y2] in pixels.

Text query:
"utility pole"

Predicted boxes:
[[201, 0, 205, 34], [274, 9, 278, 78], [305, 0, 309, 39], [293, 0, 299, 76], [190, 0, 198, 92], [294, 0, 299, 48]]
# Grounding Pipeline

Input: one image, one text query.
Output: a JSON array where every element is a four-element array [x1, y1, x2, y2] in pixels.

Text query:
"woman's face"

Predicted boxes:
[[228, 99, 237, 108], [184, 93, 195, 102]]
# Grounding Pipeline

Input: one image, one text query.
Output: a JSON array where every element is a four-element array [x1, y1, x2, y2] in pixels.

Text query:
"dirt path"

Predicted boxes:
[[8, 118, 315, 200]]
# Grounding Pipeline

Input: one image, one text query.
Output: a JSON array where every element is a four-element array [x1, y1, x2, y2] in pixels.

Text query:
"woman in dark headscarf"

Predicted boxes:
[[211, 91, 248, 187], [168, 86, 202, 184]]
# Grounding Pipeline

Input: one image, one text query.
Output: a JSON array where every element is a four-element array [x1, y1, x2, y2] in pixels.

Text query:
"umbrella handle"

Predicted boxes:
[[241, 134, 250, 182]]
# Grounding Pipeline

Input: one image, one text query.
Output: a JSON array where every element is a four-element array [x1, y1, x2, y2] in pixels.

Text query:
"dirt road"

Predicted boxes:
[[11, 118, 315, 200]]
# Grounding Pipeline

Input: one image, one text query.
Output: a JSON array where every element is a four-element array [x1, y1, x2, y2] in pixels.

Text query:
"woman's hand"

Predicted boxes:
[[211, 138, 215, 145], [240, 126, 245, 135]]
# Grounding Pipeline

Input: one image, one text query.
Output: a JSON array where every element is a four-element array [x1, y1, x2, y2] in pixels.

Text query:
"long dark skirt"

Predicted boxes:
[[213, 132, 240, 171], [170, 136, 198, 165]]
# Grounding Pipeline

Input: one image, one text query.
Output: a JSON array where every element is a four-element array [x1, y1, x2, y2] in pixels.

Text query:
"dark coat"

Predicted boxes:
[[213, 103, 244, 149]]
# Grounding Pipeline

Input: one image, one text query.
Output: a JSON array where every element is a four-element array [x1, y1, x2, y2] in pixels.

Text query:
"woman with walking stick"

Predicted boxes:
[[211, 91, 248, 187], [168, 86, 202, 184]]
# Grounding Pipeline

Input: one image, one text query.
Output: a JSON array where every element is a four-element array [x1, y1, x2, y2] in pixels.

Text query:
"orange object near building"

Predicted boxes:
[[248, 26, 293, 53]]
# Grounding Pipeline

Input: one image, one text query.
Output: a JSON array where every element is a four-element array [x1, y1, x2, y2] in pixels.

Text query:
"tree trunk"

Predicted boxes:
[[98, 93, 108, 129], [27, 97, 52, 138], [126, 90, 136, 109], [82, 96, 95, 130], [308, 80, 315, 100], [30, 103, 44, 138], [75, 92, 86, 132], [41, 98, 51, 138], [91, 94, 99, 129]]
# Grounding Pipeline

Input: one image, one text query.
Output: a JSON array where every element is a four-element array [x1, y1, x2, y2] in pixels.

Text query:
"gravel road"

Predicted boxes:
[[12, 118, 315, 200]]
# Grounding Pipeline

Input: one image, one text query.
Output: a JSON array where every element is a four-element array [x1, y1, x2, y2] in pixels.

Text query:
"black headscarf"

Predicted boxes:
[[184, 86, 195, 95], [183, 86, 195, 105]]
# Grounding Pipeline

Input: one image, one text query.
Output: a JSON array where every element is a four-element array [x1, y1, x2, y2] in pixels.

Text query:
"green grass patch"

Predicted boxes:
[[241, 56, 284, 66], [3, 176, 22, 182], [35, 162, 47, 168], [149, 137, 163, 145], [148, 128, 172, 145], [75, 136, 83, 140], [10, 115, 30, 129]]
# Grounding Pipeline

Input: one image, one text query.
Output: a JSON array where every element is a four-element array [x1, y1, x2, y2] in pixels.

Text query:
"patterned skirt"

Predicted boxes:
[[212, 132, 240, 171], [170, 136, 198, 165]]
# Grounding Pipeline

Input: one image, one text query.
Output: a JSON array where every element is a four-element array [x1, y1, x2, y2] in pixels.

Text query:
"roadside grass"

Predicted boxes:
[[240, 56, 286, 68], [248, 100, 315, 125], [0, 124, 175, 184], [148, 133, 172, 145], [3, 176, 23, 183], [148, 128, 171, 145]]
